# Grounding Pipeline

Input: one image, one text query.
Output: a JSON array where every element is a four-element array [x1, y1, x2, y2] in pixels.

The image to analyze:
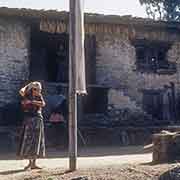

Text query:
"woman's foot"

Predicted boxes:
[[30, 164, 42, 170], [30, 159, 42, 170]]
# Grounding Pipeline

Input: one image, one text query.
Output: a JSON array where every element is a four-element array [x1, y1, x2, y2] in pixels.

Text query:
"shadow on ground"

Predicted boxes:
[[0, 169, 26, 175], [0, 169, 71, 176]]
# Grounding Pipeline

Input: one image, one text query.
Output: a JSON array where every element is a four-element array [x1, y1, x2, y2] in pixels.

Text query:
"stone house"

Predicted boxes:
[[0, 7, 180, 147]]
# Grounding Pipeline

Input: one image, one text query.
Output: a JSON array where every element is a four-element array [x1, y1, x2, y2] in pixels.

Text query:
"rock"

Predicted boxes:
[[159, 166, 180, 180], [71, 176, 89, 180]]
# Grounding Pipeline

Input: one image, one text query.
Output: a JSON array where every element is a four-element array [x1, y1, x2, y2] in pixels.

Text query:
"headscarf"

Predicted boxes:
[[19, 81, 42, 97]]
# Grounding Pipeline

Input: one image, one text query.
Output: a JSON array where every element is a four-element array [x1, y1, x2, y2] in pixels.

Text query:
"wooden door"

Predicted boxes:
[[143, 90, 163, 120]]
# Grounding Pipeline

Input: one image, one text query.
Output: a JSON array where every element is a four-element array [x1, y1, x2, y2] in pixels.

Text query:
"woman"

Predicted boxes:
[[17, 81, 46, 170]]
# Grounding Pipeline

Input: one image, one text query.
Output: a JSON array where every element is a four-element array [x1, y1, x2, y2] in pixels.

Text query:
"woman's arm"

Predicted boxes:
[[32, 96, 46, 107]]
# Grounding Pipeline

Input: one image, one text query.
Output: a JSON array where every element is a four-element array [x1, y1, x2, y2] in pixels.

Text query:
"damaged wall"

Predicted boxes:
[[95, 26, 180, 113], [0, 12, 180, 119], [0, 18, 30, 107]]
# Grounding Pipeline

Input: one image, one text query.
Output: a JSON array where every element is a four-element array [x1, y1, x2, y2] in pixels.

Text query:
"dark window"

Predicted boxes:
[[83, 87, 108, 114], [133, 40, 175, 73]]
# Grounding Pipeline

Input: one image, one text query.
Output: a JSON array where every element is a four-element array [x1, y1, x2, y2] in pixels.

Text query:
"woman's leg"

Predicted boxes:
[[24, 159, 31, 170]]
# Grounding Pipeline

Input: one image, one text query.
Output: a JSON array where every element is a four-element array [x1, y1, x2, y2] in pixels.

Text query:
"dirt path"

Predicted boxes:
[[0, 146, 173, 180], [0, 146, 151, 171]]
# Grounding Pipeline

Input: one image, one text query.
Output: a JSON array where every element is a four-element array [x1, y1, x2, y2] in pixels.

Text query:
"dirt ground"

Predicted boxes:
[[0, 146, 179, 180]]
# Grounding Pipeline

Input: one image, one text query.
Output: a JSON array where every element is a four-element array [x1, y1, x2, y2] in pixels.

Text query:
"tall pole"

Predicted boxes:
[[69, 0, 78, 171]]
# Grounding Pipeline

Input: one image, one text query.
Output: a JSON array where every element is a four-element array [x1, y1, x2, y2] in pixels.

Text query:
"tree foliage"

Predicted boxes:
[[139, 0, 180, 21]]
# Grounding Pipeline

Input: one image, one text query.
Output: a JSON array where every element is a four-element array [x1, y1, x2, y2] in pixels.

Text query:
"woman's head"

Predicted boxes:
[[19, 81, 42, 97], [31, 82, 42, 96]]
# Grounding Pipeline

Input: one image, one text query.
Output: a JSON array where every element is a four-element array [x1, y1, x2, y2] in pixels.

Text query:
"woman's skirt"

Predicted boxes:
[[17, 114, 45, 159]]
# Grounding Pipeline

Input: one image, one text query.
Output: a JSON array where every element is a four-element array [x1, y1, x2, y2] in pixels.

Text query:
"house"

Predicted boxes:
[[0, 7, 180, 147]]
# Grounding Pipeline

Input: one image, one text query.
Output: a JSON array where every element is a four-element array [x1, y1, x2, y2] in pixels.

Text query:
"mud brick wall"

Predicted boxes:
[[0, 18, 30, 107], [95, 26, 180, 110]]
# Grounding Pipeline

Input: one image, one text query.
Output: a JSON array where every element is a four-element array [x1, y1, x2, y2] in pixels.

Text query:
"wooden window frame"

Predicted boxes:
[[132, 40, 176, 74]]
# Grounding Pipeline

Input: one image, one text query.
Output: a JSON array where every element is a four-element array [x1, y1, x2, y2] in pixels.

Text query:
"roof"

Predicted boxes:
[[0, 7, 180, 30], [0, 7, 68, 21]]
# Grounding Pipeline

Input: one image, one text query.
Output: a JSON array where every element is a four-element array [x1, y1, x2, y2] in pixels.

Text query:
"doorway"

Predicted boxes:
[[30, 27, 69, 83]]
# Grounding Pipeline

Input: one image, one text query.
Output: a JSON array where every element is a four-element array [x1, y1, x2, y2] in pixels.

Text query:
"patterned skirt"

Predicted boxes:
[[17, 114, 45, 159]]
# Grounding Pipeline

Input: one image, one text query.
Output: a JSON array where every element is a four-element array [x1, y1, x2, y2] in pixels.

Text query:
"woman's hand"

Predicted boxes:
[[32, 100, 46, 107]]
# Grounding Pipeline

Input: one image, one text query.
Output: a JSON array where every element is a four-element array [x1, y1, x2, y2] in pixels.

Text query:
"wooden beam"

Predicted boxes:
[[69, 0, 78, 171]]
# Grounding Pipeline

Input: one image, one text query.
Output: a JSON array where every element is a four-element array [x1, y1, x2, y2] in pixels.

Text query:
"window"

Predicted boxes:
[[133, 40, 176, 74]]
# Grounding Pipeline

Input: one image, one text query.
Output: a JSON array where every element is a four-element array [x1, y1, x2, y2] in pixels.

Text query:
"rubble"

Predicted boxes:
[[82, 105, 156, 128], [159, 166, 180, 180]]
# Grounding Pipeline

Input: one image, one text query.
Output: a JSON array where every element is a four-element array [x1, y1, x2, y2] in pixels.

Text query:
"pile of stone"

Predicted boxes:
[[152, 130, 180, 163], [107, 105, 154, 127], [159, 166, 180, 180], [82, 106, 156, 128], [81, 114, 109, 128]]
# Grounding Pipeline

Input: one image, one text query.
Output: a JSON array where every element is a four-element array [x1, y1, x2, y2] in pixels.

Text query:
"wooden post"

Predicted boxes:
[[69, 0, 78, 171]]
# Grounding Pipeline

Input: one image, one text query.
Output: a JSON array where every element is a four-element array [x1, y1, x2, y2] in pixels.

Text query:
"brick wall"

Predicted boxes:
[[96, 27, 180, 111], [0, 18, 30, 107]]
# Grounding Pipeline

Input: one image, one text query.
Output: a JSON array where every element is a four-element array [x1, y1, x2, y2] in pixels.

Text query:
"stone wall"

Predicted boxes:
[[0, 18, 30, 107], [0, 16, 180, 119], [95, 27, 180, 111]]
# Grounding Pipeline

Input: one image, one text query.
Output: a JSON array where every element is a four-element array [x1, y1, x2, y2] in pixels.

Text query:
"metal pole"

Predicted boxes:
[[69, 0, 78, 171]]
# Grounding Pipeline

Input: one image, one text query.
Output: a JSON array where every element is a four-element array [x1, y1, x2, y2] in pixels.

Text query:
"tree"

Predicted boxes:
[[139, 0, 180, 21]]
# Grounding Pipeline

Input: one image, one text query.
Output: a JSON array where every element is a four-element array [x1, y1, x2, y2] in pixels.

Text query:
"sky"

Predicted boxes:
[[0, 0, 147, 18]]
